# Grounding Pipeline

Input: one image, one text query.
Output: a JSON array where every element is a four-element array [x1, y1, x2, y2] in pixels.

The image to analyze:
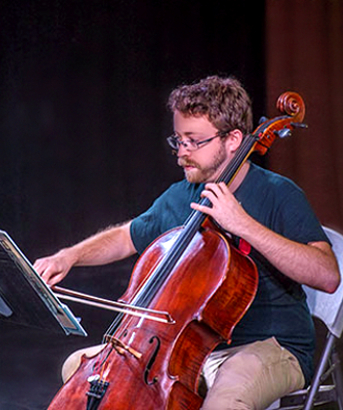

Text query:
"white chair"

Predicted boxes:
[[267, 226, 343, 410]]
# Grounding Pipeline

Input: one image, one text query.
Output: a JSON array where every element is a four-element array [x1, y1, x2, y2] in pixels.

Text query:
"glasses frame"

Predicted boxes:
[[166, 131, 227, 152]]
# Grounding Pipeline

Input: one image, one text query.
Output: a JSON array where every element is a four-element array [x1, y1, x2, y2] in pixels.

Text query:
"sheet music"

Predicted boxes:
[[0, 230, 87, 337]]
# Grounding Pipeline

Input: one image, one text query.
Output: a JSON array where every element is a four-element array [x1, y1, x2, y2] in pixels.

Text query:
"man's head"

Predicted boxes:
[[168, 75, 253, 136], [167, 76, 253, 184]]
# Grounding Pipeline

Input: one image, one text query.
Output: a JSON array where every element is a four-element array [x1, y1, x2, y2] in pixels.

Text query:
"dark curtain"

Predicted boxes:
[[0, 2, 266, 409], [266, 0, 343, 231]]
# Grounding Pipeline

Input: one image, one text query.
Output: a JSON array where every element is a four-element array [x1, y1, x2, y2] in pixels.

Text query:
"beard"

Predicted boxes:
[[178, 143, 228, 183]]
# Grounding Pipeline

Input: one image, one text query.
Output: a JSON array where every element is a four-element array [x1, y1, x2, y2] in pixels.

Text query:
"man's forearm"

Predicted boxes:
[[68, 221, 137, 266], [34, 221, 137, 286], [240, 217, 340, 293]]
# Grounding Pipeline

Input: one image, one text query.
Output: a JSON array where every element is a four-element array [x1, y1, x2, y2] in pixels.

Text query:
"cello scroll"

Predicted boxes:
[[253, 91, 307, 156]]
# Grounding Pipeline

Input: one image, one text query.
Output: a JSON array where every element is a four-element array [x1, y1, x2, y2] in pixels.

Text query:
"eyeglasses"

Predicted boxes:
[[166, 131, 226, 152]]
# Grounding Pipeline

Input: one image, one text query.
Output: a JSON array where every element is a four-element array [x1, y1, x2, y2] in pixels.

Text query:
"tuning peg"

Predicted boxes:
[[276, 128, 292, 139], [259, 116, 269, 124], [291, 122, 308, 129]]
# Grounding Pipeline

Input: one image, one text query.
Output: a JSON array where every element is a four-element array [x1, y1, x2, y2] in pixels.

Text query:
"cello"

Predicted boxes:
[[48, 91, 306, 410]]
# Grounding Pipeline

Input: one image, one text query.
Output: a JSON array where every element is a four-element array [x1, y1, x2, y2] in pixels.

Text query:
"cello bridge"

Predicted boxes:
[[105, 335, 142, 360]]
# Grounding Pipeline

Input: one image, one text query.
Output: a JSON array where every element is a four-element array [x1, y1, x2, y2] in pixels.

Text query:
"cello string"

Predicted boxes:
[[182, 134, 256, 227]]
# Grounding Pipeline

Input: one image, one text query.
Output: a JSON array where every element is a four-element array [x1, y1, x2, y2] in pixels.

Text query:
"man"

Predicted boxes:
[[34, 75, 340, 410]]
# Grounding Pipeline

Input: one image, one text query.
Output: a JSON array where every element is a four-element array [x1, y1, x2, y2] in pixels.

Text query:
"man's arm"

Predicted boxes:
[[191, 182, 341, 293], [34, 221, 137, 286], [237, 223, 339, 293]]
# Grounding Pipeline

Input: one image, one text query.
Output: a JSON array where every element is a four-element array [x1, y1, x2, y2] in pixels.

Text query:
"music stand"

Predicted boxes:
[[0, 230, 87, 337]]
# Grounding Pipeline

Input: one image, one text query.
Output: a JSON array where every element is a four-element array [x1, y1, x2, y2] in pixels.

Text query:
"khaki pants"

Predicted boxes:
[[201, 337, 305, 410]]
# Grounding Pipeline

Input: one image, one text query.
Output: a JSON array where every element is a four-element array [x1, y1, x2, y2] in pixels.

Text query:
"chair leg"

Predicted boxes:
[[303, 333, 336, 410], [331, 346, 343, 410]]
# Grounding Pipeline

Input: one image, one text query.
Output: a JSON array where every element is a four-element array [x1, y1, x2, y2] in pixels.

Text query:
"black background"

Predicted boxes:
[[0, 1, 277, 409]]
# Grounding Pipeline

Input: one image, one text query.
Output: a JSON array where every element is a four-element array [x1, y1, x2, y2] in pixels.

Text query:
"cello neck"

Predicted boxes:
[[184, 132, 258, 233]]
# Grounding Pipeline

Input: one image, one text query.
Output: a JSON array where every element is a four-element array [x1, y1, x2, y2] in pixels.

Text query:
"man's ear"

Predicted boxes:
[[224, 129, 244, 153]]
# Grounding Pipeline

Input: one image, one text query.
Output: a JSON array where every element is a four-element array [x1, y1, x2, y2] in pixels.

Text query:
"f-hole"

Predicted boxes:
[[144, 336, 161, 385]]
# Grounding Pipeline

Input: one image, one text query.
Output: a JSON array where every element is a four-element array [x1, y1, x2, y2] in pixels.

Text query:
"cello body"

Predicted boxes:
[[48, 224, 258, 409]]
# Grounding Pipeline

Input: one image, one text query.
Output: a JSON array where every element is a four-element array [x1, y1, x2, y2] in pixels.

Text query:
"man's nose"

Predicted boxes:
[[177, 143, 190, 157]]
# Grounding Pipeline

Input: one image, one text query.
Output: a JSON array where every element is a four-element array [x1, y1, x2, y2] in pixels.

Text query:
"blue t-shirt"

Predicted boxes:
[[130, 163, 328, 385]]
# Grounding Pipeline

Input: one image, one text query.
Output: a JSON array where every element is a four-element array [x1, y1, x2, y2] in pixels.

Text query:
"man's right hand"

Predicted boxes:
[[34, 248, 77, 287]]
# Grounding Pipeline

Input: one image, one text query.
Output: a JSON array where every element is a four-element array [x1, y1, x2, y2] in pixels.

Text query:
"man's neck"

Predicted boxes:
[[229, 161, 250, 193]]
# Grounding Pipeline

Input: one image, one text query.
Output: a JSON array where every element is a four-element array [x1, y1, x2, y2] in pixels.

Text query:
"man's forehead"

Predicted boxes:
[[173, 111, 216, 134]]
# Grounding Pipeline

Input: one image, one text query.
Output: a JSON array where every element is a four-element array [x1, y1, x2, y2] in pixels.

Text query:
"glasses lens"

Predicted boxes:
[[167, 136, 179, 150]]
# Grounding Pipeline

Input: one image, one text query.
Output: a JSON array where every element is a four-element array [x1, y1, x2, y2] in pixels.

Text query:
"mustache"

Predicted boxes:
[[178, 158, 200, 168]]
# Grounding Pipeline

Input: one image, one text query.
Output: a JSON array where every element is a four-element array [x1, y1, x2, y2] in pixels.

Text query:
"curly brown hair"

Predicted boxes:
[[168, 75, 253, 136]]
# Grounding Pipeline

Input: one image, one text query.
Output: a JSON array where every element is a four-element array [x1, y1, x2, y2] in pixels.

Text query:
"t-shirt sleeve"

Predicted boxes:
[[130, 182, 184, 254], [130, 180, 202, 254], [130, 196, 166, 254], [273, 184, 329, 245]]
